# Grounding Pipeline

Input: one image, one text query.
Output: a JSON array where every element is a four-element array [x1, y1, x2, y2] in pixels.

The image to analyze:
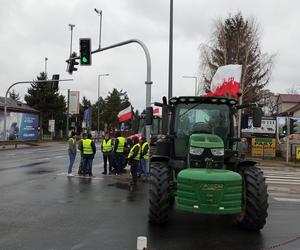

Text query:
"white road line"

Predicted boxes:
[[267, 181, 300, 185], [273, 197, 300, 202], [7, 153, 16, 156], [54, 155, 65, 159], [56, 172, 104, 180]]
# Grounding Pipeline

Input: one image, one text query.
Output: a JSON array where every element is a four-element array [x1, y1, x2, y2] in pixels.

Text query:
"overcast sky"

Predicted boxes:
[[1, 0, 299, 111]]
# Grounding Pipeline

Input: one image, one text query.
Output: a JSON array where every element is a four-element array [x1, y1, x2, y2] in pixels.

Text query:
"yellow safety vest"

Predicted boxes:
[[141, 142, 150, 159], [102, 139, 112, 152], [83, 139, 93, 155], [116, 136, 126, 152], [128, 143, 141, 161]]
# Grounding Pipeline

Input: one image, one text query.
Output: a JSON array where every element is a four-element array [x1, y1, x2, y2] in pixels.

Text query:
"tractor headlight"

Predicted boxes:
[[189, 147, 204, 155], [211, 148, 224, 156]]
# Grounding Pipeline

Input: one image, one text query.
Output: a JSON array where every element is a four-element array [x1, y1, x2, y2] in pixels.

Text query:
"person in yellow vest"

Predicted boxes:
[[79, 133, 96, 177], [101, 133, 113, 175], [113, 131, 126, 174], [127, 136, 141, 186], [139, 137, 150, 178]]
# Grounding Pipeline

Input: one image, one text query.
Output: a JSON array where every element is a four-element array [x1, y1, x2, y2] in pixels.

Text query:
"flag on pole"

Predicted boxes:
[[118, 106, 132, 122], [207, 64, 242, 98], [153, 107, 160, 116]]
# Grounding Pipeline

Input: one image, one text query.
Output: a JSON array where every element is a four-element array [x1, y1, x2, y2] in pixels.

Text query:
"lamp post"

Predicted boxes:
[[94, 8, 103, 49], [97, 74, 109, 133], [44, 57, 48, 76], [182, 76, 198, 95]]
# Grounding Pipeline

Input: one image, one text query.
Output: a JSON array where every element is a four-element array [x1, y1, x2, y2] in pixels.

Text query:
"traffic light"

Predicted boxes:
[[67, 52, 79, 74], [51, 74, 59, 90], [79, 38, 91, 65], [290, 118, 299, 134]]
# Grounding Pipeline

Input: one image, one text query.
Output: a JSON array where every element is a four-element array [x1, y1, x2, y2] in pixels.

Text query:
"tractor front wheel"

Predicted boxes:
[[148, 161, 171, 224], [236, 166, 269, 230]]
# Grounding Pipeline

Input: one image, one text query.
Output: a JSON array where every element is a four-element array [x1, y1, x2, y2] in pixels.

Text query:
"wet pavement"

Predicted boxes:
[[0, 142, 300, 250]]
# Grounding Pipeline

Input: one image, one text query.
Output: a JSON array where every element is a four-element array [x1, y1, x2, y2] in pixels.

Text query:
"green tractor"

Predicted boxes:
[[147, 96, 268, 230]]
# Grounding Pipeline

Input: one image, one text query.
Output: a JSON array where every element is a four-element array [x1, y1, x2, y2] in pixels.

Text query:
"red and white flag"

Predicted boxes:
[[207, 64, 242, 98], [118, 106, 132, 122], [153, 107, 160, 116]]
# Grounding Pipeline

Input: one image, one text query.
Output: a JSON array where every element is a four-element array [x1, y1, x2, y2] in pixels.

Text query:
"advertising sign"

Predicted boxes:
[[251, 138, 276, 158], [242, 118, 276, 135], [0, 111, 39, 141], [48, 120, 55, 132], [69, 91, 80, 115]]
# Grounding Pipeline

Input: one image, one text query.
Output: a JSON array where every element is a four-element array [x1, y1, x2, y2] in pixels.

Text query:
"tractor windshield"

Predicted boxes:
[[174, 103, 231, 157]]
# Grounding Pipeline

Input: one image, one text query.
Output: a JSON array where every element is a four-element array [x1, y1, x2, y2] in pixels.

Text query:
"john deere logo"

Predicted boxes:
[[200, 183, 224, 190]]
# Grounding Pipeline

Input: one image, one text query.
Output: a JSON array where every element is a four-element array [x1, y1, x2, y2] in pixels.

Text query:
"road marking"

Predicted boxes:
[[7, 153, 16, 156], [54, 155, 65, 159], [273, 197, 300, 203]]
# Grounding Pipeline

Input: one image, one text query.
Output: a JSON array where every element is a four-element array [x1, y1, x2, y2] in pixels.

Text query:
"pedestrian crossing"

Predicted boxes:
[[261, 168, 300, 186]]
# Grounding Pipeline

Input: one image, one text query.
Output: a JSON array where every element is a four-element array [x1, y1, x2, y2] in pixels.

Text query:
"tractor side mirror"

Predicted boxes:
[[253, 107, 262, 127], [145, 107, 153, 125], [241, 114, 249, 129]]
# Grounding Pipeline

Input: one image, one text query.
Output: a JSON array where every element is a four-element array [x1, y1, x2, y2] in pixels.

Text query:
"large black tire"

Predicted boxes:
[[236, 166, 269, 230], [148, 161, 171, 224]]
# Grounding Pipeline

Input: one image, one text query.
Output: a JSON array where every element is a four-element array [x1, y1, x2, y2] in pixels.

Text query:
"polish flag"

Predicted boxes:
[[118, 106, 132, 122], [153, 107, 160, 116], [207, 64, 242, 98]]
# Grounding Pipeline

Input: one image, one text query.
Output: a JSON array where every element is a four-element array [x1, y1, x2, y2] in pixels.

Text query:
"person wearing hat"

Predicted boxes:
[[127, 136, 141, 186]]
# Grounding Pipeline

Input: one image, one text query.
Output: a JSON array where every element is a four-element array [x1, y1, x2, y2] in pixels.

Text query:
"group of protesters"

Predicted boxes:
[[67, 130, 149, 186]]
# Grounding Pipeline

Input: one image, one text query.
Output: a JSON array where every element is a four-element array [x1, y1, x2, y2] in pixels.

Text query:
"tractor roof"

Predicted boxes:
[[169, 96, 238, 106]]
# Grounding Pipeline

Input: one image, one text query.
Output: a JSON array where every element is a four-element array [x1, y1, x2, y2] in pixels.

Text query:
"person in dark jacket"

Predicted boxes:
[[127, 137, 141, 186], [79, 133, 96, 177]]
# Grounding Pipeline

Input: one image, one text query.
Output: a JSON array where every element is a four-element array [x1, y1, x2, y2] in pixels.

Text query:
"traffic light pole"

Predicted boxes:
[[2, 79, 72, 142], [286, 117, 290, 164], [67, 39, 152, 141]]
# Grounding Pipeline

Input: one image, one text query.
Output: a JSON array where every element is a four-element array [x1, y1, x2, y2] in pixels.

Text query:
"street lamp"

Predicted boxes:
[[182, 76, 198, 95], [97, 74, 109, 133], [44, 57, 48, 76], [94, 8, 103, 49]]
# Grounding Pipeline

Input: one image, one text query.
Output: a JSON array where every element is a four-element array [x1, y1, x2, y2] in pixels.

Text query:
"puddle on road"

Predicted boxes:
[[26, 168, 56, 174]]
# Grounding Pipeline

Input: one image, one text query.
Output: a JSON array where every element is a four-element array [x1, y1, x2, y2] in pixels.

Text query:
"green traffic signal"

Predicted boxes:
[[82, 57, 88, 63]]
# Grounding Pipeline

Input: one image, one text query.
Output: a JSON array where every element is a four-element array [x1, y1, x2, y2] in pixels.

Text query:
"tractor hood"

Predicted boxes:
[[190, 133, 224, 149]]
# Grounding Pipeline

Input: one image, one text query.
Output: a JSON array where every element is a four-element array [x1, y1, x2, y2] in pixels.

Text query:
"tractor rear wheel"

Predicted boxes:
[[148, 161, 171, 224], [236, 166, 268, 230]]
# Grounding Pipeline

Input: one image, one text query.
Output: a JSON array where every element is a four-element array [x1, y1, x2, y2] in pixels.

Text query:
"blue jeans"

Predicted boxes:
[[115, 152, 124, 173], [139, 158, 148, 177], [83, 158, 93, 176], [68, 152, 76, 174]]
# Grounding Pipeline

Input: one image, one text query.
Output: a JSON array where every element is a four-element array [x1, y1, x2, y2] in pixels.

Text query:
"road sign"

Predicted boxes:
[[251, 138, 276, 158]]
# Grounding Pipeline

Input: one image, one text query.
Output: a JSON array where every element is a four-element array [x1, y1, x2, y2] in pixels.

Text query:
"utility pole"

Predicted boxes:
[[168, 0, 173, 100], [66, 89, 70, 137]]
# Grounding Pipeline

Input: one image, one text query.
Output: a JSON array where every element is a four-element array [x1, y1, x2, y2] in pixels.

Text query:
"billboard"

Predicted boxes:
[[69, 91, 80, 115], [242, 117, 276, 135], [0, 111, 39, 141]]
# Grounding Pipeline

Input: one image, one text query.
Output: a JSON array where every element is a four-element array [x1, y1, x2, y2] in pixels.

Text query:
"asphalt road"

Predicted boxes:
[[0, 142, 300, 250]]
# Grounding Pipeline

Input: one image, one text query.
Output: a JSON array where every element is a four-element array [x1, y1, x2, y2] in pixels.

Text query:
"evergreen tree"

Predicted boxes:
[[24, 72, 67, 137], [200, 13, 273, 104]]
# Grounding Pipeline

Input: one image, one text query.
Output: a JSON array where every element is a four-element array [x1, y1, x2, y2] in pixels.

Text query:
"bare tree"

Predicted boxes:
[[9, 89, 20, 101], [259, 89, 278, 116], [199, 13, 274, 104], [286, 84, 300, 94]]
